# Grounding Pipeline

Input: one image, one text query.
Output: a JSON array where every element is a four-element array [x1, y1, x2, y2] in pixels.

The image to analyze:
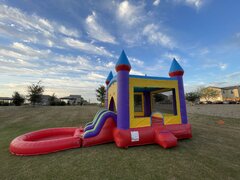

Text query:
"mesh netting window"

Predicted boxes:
[[151, 89, 177, 115]]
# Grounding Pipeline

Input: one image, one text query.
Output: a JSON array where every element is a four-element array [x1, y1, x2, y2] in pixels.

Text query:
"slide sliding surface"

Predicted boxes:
[[83, 110, 117, 138], [84, 109, 108, 131]]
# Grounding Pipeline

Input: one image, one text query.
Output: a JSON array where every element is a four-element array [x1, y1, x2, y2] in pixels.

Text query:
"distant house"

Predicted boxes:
[[60, 95, 84, 105], [200, 86, 240, 102], [30, 95, 60, 106], [0, 97, 13, 104], [221, 86, 240, 101]]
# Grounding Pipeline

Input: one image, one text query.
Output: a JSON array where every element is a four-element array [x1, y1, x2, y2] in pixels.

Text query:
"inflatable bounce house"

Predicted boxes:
[[10, 50, 192, 156]]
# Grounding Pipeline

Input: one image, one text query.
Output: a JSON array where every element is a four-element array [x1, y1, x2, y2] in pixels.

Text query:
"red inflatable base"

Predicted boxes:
[[9, 122, 192, 156], [83, 123, 191, 149], [10, 127, 82, 156], [114, 124, 192, 148]]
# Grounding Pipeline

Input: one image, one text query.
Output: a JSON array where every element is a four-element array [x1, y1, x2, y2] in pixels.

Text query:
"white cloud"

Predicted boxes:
[[0, 50, 112, 102], [199, 48, 209, 55], [185, 0, 204, 9], [0, 4, 115, 102], [104, 56, 144, 69], [63, 37, 113, 57], [59, 25, 79, 38], [113, 1, 178, 47], [85, 12, 116, 44], [87, 72, 105, 80], [0, 65, 43, 76], [130, 69, 145, 76], [56, 55, 92, 70], [185, 71, 240, 91], [105, 61, 115, 68], [11, 42, 51, 57], [0, 48, 28, 60], [0, 42, 53, 70], [42, 77, 102, 102], [0, 4, 79, 37], [129, 57, 144, 66], [164, 53, 182, 61], [0, 75, 103, 102], [153, 0, 161, 6], [117, 1, 144, 26], [219, 63, 227, 70], [226, 72, 240, 79], [0, 4, 80, 48], [121, 32, 142, 46], [161, 52, 190, 68], [173, 0, 205, 9], [143, 24, 175, 48], [0, 56, 37, 68], [0, 41, 112, 78], [203, 62, 228, 70]]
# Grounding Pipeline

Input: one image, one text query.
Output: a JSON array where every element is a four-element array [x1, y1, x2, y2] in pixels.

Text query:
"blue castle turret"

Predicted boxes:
[[105, 71, 113, 85], [169, 58, 184, 77], [105, 71, 113, 108], [169, 58, 187, 124], [115, 50, 131, 129]]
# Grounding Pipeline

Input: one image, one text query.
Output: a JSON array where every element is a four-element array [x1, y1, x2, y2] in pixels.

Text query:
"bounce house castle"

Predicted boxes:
[[10, 50, 192, 156]]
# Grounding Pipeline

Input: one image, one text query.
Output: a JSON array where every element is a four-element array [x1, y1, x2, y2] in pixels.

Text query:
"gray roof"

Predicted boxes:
[[60, 95, 82, 100], [221, 85, 240, 90], [207, 85, 240, 90], [0, 97, 13, 100]]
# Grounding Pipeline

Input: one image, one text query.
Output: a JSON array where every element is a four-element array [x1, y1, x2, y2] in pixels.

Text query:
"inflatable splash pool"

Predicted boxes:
[[10, 127, 82, 156]]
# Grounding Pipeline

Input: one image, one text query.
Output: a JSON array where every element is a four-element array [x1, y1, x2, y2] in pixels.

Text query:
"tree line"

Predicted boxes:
[[9, 81, 58, 106], [9, 82, 105, 106], [8, 81, 75, 106], [6, 81, 44, 106], [8, 84, 219, 106]]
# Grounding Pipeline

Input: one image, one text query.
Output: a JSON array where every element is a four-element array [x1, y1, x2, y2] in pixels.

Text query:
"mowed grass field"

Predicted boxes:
[[0, 106, 239, 180]]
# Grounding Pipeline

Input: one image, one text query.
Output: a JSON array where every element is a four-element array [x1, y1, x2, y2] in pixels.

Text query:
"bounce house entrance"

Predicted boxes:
[[109, 97, 116, 112]]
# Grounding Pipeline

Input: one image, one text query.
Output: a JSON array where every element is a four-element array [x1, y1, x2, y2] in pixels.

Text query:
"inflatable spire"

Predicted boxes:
[[169, 58, 184, 77], [115, 50, 131, 72], [105, 71, 113, 85]]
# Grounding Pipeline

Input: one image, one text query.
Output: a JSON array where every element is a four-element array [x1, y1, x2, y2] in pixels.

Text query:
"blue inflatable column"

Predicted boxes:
[[169, 58, 188, 124], [115, 50, 131, 129], [105, 71, 113, 109]]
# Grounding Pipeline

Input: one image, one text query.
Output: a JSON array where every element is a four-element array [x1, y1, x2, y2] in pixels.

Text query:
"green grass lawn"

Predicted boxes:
[[0, 106, 239, 179]]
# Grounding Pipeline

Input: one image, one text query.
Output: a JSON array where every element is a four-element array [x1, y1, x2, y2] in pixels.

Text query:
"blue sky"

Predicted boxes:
[[0, 0, 240, 102]]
